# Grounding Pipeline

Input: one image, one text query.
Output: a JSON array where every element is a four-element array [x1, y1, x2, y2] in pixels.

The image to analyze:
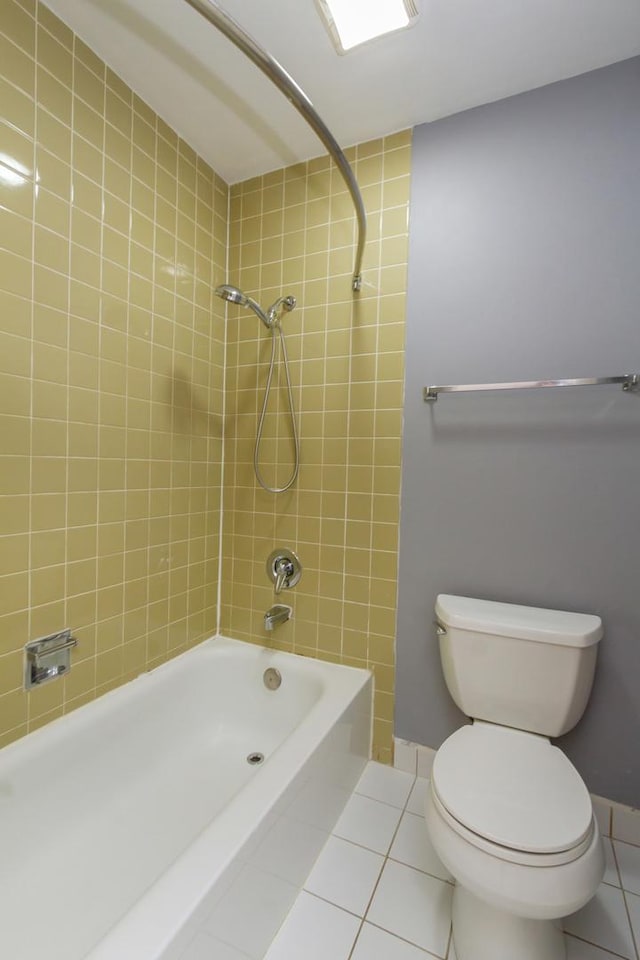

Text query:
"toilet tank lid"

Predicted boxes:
[[435, 595, 602, 648]]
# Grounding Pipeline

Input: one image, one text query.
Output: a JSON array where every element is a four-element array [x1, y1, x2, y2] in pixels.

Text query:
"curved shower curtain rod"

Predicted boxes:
[[184, 0, 366, 292]]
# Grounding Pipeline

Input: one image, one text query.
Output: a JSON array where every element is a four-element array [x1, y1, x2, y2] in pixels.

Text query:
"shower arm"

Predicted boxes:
[[183, 0, 366, 292]]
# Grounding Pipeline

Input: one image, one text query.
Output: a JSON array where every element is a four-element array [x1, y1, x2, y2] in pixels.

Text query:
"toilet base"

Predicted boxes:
[[452, 884, 566, 960]]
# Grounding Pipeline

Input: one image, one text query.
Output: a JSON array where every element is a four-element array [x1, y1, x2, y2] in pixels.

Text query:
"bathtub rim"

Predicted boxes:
[[0, 634, 370, 766]]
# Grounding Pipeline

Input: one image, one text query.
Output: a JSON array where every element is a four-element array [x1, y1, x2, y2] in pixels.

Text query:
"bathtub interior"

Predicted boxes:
[[0, 637, 372, 960], [157, 675, 372, 960]]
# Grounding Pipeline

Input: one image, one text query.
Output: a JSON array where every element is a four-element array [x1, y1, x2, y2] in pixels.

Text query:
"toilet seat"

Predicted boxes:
[[431, 721, 594, 865], [430, 786, 595, 867]]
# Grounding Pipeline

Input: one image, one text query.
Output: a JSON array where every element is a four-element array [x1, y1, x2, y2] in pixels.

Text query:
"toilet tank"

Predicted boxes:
[[435, 595, 602, 737]]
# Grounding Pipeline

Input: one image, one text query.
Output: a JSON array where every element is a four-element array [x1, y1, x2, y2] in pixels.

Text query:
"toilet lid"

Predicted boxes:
[[432, 723, 593, 854]]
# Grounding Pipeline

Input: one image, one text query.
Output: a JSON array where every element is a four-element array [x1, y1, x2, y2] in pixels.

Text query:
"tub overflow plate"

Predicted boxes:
[[263, 667, 282, 690]]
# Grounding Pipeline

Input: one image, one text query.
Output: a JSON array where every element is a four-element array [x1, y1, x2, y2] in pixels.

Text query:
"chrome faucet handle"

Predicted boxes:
[[274, 558, 294, 594], [267, 548, 302, 594]]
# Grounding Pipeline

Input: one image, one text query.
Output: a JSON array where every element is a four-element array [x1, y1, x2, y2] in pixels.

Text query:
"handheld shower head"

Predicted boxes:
[[215, 284, 247, 306], [215, 283, 270, 328]]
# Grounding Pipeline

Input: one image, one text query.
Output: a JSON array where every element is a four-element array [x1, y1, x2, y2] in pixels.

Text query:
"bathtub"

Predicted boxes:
[[0, 637, 372, 960]]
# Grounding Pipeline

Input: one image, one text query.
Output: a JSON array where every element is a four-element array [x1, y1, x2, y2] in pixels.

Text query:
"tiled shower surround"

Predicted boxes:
[[0, 0, 227, 742], [221, 136, 410, 761], [0, 0, 410, 760]]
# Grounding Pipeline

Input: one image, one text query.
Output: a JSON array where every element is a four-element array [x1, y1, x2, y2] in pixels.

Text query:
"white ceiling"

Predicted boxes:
[[45, 0, 640, 184]]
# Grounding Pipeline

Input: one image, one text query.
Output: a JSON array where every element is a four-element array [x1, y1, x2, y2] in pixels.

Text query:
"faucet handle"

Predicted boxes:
[[267, 548, 302, 594], [274, 557, 294, 594]]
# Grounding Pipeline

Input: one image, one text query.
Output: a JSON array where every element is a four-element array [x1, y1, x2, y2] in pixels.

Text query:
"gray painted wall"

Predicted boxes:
[[396, 57, 640, 807]]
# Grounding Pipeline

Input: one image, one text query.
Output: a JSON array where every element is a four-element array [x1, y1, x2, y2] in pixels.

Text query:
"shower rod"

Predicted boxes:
[[184, 0, 366, 293], [423, 374, 640, 402]]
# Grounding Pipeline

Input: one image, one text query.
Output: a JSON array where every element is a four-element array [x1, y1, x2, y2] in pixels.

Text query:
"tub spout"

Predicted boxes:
[[264, 604, 292, 631]]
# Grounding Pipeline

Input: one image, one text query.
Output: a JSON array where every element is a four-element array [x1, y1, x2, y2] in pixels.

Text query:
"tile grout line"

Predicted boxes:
[[287, 768, 420, 960], [262, 766, 640, 960], [25, 0, 38, 721], [309, 766, 640, 960], [622, 889, 640, 960], [61, 2, 75, 715], [611, 838, 640, 960], [364, 918, 446, 959], [565, 932, 634, 960], [343, 771, 456, 960], [214, 175, 230, 638]]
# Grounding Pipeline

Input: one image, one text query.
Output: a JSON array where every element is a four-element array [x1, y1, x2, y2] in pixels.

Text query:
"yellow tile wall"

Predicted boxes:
[[221, 133, 411, 762], [0, 0, 227, 745], [0, 0, 411, 762]]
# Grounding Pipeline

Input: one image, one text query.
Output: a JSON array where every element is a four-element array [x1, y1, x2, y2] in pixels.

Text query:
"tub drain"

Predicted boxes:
[[247, 752, 265, 765]]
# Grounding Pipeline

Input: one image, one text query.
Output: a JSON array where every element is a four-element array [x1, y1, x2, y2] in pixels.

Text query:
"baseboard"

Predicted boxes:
[[392, 737, 437, 778]]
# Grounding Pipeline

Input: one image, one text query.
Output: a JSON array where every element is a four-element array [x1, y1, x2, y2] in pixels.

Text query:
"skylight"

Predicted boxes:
[[316, 0, 419, 54]]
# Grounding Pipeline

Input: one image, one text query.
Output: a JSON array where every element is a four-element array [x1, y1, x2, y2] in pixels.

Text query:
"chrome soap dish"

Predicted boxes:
[[24, 630, 78, 690]]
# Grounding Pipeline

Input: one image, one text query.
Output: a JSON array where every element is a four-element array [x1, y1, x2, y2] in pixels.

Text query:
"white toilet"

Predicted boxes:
[[425, 594, 605, 960]]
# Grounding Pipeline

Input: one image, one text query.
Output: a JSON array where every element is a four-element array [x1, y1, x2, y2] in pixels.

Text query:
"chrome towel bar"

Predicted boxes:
[[424, 374, 639, 402]]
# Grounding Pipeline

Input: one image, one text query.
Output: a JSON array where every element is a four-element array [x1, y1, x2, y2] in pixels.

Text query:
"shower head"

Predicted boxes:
[[215, 284, 248, 306], [215, 283, 271, 328]]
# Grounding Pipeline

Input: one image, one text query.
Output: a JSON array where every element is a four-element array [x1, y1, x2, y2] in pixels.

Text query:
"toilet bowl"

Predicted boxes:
[[426, 724, 604, 960], [425, 595, 605, 960]]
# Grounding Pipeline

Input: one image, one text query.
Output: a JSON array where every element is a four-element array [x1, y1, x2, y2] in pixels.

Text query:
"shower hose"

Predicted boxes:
[[254, 320, 300, 493]]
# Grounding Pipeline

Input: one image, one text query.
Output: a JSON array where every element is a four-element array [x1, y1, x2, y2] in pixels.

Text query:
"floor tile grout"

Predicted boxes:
[[349, 765, 640, 959], [353, 790, 413, 811], [362, 918, 446, 958], [331, 829, 396, 859], [386, 853, 455, 885], [344, 916, 366, 960], [613, 839, 640, 851], [347, 770, 453, 959], [611, 837, 640, 960], [621, 890, 640, 960], [566, 931, 634, 960], [611, 839, 624, 888], [346, 770, 420, 959], [275, 764, 640, 960], [302, 889, 364, 922], [335, 787, 455, 887]]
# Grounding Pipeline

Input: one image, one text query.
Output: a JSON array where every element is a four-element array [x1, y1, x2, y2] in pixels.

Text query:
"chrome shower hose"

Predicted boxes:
[[254, 321, 299, 494]]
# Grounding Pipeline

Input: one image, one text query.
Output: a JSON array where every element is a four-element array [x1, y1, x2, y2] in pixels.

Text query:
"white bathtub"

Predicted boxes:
[[0, 637, 372, 960]]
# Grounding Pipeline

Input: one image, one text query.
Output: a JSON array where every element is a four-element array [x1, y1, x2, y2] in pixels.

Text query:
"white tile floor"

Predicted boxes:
[[264, 763, 640, 960]]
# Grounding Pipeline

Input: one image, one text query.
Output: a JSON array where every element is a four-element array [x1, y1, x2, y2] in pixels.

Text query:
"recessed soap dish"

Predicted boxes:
[[24, 630, 78, 690]]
